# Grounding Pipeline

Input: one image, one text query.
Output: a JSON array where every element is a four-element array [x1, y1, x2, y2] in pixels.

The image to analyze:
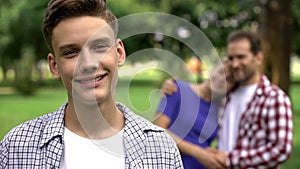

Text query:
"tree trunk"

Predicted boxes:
[[34, 37, 45, 83], [258, 0, 293, 95], [1, 65, 8, 82]]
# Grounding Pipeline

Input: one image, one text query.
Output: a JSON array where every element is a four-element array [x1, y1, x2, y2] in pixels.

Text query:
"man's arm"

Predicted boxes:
[[175, 135, 226, 169]]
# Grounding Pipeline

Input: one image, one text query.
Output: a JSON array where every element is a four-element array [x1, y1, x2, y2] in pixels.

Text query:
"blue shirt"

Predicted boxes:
[[157, 81, 219, 169], [0, 102, 183, 169]]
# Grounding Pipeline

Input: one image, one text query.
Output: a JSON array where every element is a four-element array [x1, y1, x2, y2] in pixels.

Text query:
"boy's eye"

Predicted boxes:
[[62, 49, 79, 57], [91, 44, 109, 52]]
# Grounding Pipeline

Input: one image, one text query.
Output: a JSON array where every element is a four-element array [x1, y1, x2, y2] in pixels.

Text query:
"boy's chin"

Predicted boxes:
[[72, 92, 103, 104]]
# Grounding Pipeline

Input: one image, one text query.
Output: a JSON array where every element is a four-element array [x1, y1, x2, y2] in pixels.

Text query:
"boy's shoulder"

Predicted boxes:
[[117, 102, 176, 146], [1, 103, 66, 145], [116, 102, 163, 132], [117, 103, 179, 159]]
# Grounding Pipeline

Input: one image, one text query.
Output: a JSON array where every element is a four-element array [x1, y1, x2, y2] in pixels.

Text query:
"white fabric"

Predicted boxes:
[[218, 83, 258, 151], [59, 127, 125, 169]]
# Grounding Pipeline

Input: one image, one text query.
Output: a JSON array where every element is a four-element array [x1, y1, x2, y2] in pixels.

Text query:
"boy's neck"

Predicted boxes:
[[64, 100, 125, 139]]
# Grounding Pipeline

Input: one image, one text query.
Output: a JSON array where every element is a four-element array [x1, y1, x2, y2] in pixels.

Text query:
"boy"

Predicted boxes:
[[0, 0, 183, 168]]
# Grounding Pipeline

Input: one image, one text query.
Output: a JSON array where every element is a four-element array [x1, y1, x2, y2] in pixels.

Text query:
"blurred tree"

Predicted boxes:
[[0, 0, 20, 82], [108, 0, 156, 63], [124, 0, 259, 81], [14, 47, 37, 95], [258, 0, 292, 94], [0, 0, 298, 94], [292, 0, 300, 56], [124, 0, 297, 94], [0, 0, 48, 85]]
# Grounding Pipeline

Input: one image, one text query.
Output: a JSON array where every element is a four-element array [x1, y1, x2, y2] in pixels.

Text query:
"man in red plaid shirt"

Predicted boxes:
[[160, 30, 293, 168], [212, 30, 293, 169]]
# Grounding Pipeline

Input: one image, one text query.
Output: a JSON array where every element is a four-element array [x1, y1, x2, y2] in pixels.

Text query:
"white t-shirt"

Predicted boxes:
[[218, 83, 258, 151], [59, 127, 125, 169]]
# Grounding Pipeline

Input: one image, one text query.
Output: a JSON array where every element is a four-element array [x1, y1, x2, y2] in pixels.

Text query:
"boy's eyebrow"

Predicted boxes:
[[87, 36, 115, 45], [58, 44, 78, 52], [57, 35, 116, 53]]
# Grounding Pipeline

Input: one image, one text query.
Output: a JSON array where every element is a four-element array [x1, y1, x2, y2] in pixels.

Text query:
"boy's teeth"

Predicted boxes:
[[95, 76, 102, 81], [81, 75, 104, 84]]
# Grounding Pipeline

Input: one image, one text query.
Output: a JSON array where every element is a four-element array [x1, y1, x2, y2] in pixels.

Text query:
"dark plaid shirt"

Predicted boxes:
[[0, 103, 183, 169]]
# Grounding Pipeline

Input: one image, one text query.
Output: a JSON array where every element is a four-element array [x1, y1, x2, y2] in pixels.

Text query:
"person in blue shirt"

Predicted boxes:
[[155, 60, 236, 169]]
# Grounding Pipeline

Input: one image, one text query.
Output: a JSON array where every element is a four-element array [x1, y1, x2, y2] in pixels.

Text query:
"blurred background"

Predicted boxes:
[[0, 0, 299, 168]]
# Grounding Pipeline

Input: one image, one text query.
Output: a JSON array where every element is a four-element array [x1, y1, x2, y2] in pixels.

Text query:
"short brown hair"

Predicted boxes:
[[42, 0, 118, 52], [227, 30, 261, 55]]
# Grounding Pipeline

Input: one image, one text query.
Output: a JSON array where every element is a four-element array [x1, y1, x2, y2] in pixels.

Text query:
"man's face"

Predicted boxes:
[[48, 16, 125, 104], [227, 38, 261, 85]]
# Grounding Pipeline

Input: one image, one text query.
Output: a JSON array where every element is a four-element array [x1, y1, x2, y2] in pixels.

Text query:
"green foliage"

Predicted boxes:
[[0, 0, 49, 84], [0, 88, 67, 139], [108, 0, 156, 16], [108, 0, 261, 61], [1, 0, 300, 66], [1, 0, 300, 90], [0, 0, 50, 92]]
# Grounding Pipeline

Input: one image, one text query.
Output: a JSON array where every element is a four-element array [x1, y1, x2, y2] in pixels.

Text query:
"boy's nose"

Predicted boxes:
[[78, 49, 99, 74]]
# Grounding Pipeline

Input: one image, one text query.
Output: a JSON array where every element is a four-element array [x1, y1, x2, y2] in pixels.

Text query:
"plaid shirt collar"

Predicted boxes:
[[121, 103, 163, 133], [225, 74, 269, 105], [255, 74, 270, 96], [39, 104, 66, 148], [38, 102, 163, 147]]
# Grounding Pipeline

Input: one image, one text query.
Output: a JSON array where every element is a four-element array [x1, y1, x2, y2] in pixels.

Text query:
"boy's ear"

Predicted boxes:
[[48, 53, 60, 79], [116, 39, 126, 66]]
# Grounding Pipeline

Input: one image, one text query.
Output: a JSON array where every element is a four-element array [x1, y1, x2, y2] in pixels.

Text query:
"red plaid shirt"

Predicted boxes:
[[218, 75, 293, 169]]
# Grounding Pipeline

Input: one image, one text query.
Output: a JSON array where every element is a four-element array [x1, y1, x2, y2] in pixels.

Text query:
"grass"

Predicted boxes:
[[0, 81, 162, 138], [0, 88, 68, 138], [0, 83, 299, 168], [280, 84, 300, 168], [281, 113, 300, 168]]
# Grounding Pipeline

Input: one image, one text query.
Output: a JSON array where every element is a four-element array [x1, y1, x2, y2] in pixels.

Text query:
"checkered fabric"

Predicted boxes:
[[218, 75, 293, 169], [0, 103, 183, 169]]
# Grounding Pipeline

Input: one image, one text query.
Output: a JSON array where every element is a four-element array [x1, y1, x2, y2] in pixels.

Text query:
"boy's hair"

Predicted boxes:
[[227, 30, 261, 55], [42, 0, 118, 52]]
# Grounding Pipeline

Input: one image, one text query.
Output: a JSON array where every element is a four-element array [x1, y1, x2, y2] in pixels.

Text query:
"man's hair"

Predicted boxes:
[[227, 30, 261, 55], [42, 0, 118, 52]]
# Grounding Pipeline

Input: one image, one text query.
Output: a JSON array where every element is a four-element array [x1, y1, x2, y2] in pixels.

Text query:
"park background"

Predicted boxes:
[[0, 0, 299, 168]]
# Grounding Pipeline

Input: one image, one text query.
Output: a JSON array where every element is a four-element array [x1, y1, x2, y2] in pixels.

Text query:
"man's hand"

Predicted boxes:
[[214, 150, 227, 168], [195, 148, 226, 169], [161, 78, 177, 96]]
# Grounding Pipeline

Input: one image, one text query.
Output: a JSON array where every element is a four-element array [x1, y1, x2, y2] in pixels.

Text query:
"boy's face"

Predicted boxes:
[[48, 16, 125, 104]]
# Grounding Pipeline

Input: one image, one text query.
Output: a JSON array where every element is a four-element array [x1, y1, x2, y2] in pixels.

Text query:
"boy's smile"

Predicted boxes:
[[74, 72, 108, 89]]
